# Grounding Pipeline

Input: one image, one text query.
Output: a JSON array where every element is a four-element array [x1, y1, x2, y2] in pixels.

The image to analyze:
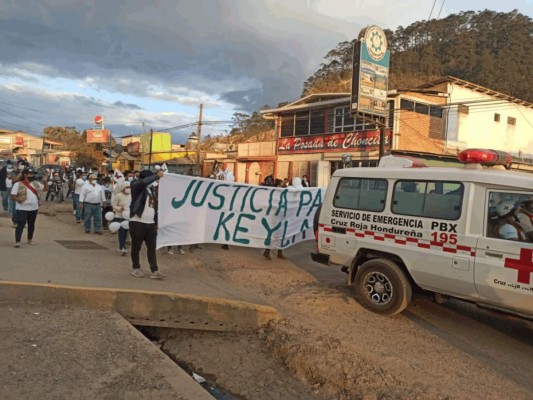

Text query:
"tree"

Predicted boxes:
[[301, 9, 533, 101], [43, 126, 106, 168]]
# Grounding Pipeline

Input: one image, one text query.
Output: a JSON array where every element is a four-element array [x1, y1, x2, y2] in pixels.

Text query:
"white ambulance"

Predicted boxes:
[[312, 149, 533, 317]]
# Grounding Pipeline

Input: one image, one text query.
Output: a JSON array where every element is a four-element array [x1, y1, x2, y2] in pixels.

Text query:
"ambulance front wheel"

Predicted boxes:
[[354, 259, 412, 316]]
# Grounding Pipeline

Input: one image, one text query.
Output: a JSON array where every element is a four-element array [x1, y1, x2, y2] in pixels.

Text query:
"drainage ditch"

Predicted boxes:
[[135, 325, 324, 400]]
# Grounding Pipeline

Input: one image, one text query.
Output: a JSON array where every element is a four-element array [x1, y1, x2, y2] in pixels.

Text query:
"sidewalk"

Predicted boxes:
[[0, 206, 287, 400]]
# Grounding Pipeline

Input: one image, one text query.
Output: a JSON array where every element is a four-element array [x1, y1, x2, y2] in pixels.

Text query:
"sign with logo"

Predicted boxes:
[[157, 174, 324, 249], [277, 129, 391, 154], [0, 137, 11, 144], [94, 115, 103, 125], [14, 136, 24, 147], [86, 129, 110, 143], [351, 25, 390, 118]]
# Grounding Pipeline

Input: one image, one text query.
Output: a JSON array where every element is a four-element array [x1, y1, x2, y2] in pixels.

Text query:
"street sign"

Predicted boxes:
[[351, 25, 390, 119], [86, 129, 110, 143]]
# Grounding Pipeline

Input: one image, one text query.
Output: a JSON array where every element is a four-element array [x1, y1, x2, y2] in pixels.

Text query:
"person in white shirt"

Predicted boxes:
[[129, 169, 165, 279], [79, 173, 106, 235], [112, 181, 131, 254], [10, 168, 48, 247]]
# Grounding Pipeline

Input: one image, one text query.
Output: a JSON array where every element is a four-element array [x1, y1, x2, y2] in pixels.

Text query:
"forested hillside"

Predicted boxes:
[[303, 9, 533, 101]]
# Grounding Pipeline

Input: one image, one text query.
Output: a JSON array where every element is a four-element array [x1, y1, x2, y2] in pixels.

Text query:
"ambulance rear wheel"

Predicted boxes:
[[354, 259, 412, 316]]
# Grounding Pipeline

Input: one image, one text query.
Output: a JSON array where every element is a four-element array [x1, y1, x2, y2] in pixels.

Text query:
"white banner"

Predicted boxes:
[[157, 174, 324, 249]]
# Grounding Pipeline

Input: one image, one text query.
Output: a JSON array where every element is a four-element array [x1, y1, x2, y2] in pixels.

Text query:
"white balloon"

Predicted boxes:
[[48, 181, 53, 186], [105, 211, 115, 221], [108, 222, 121, 233], [121, 210, 130, 219], [120, 220, 129, 230], [155, 165, 161, 170]]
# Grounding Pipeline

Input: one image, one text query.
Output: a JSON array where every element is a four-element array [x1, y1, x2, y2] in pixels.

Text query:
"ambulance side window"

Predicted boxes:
[[334, 178, 388, 212], [392, 180, 463, 220], [487, 191, 533, 242]]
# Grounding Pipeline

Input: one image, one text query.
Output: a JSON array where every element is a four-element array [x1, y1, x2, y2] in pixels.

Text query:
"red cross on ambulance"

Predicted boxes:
[[505, 248, 533, 285]]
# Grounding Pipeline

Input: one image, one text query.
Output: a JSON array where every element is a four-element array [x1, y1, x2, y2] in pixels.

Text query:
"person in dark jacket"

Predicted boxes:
[[129, 169, 166, 279], [0, 161, 8, 212]]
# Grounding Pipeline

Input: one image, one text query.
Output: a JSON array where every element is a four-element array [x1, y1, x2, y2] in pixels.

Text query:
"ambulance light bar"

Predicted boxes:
[[457, 149, 512, 166]]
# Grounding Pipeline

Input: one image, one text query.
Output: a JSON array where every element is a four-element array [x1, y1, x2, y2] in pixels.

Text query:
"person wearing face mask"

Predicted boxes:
[[112, 181, 132, 255], [8, 160, 26, 226], [11, 168, 48, 247], [79, 173, 106, 235]]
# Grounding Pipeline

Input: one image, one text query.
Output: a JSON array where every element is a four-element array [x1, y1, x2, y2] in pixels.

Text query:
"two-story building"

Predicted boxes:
[[260, 76, 533, 186]]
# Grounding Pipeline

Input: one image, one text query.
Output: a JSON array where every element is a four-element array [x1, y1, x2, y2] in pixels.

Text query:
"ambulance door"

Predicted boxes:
[[474, 191, 533, 315]]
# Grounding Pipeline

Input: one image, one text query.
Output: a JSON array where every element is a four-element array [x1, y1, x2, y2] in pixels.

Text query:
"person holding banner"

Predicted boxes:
[[11, 168, 48, 247], [129, 169, 166, 279]]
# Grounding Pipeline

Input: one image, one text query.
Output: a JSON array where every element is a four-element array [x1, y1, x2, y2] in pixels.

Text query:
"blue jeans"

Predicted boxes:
[[7, 194, 15, 216], [72, 194, 82, 221], [83, 203, 102, 233], [115, 218, 128, 249]]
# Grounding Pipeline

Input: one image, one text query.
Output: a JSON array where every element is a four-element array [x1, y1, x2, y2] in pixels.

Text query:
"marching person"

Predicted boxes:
[[129, 169, 166, 279], [79, 173, 105, 235], [10, 168, 48, 247], [112, 181, 131, 255]]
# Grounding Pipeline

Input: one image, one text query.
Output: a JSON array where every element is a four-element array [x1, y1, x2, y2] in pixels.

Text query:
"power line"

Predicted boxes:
[[428, 0, 438, 20], [437, 0, 446, 19]]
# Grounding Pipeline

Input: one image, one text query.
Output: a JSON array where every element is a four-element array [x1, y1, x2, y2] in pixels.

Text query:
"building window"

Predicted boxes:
[[429, 106, 443, 118], [401, 99, 442, 118], [494, 113, 500, 122], [507, 116, 516, 126], [334, 106, 378, 132], [280, 114, 294, 137], [294, 111, 310, 136], [400, 99, 414, 111], [310, 110, 326, 135], [415, 103, 429, 115]]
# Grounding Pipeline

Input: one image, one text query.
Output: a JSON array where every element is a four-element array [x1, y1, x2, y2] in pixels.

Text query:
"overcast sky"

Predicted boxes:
[[0, 0, 532, 142]]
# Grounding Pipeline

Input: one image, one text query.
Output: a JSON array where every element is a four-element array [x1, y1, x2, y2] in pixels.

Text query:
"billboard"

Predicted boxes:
[[86, 129, 111, 143], [277, 129, 391, 154], [140, 132, 172, 153], [351, 26, 390, 118]]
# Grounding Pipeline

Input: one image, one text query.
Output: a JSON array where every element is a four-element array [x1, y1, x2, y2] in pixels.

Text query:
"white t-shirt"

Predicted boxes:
[[130, 195, 155, 224], [11, 181, 43, 211], [5, 168, 14, 188]]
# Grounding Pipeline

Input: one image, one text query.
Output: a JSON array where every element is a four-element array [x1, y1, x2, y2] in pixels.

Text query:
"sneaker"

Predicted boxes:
[[14, 242, 20, 248], [28, 240, 36, 245], [263, 249, 272, 260], [121, 248, 127, 256], [149, 270, 166, 280], [73, 211, 76, 216], [178, 248, 186, 255], [130, 268, 145, 278], [167, 249, 174, 255]]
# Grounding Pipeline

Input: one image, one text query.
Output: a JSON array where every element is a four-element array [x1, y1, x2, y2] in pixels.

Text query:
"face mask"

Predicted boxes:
[[82, 176, 87, 181], [28, 176, 35, 182], [7, 167, 13, 171], [128, 177, 134, 182], [105, 184, 110, 188], [124, 189, 131, 194]]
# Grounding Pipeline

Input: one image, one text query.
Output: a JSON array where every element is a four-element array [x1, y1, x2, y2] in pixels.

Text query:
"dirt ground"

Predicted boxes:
[[6, 200, 533, 400]]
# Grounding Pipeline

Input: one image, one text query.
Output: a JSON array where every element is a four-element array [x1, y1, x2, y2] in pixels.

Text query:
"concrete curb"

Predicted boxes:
[[0, 281, 281, 331]]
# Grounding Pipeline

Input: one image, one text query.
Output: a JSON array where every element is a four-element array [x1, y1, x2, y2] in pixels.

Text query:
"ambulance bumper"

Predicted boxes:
[[311, 252, 330, 266]]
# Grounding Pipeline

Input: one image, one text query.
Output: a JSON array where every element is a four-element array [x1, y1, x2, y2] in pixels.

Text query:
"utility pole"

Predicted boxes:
[[148, 128, 154, 169], [196, 103, 203, 176]]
